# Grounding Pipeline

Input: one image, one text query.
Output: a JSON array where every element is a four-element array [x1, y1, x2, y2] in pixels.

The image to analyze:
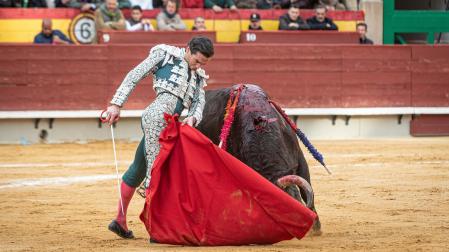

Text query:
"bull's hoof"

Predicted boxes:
[[311, 228, 322, 236], [311, 220, 322, 236]]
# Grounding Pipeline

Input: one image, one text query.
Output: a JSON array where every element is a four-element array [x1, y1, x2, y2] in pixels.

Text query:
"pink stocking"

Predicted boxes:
[[115, 181, 135, 231]]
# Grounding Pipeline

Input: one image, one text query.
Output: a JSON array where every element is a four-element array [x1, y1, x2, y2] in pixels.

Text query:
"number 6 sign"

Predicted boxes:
[[69, 13, 96, 44]]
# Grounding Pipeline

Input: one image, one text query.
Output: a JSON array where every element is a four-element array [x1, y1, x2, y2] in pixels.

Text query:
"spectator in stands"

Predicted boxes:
[[192, 17, 206, 31], [256, 0, 283, 9], [28, 0, 48, 7], [307, 5, 338, 30], [126, 5, 154, 31], [205, 0, 237, 12], [153, 0, 166, 9], [56, 0, 130, 10], [156, 0, 186, 31], [0, 0, 21, 7], [234, 0, 256, 9], [278, 5, 310, 30], [34, 19, 73, 44], [280, 0, 316, 9], [318, 0, 345, 10], [357, 22, 373, 44], [95, 0, 126, 31], [248, 12, 263, 30], [256, 0, 278, 9]]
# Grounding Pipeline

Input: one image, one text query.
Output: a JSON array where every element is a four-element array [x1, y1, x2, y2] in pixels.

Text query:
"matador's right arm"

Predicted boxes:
[[110, 47, 166, 107]]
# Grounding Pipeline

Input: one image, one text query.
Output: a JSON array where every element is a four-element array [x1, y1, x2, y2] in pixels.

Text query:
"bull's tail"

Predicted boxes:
[[269, 100, 331, 175]]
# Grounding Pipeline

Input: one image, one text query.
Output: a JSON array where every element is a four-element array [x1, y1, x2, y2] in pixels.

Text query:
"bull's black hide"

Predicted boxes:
[[198, 84, 321, 233]]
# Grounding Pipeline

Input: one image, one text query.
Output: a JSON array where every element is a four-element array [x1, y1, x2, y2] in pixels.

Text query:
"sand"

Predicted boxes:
[[0, 138, 448, 251]]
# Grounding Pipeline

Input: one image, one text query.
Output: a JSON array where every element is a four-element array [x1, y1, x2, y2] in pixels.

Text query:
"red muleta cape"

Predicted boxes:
[[140, 114, 317, 246]]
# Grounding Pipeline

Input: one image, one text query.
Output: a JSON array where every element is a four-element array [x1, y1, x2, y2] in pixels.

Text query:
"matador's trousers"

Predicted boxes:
[[122, 92, 184, 189]]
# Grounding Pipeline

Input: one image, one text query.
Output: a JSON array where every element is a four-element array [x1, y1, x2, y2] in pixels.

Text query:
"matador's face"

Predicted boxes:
[[185, 48, 210, 71]]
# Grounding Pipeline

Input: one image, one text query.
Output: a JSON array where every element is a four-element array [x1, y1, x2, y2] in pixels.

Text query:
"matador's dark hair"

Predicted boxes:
[[188, 36, 214, 58]]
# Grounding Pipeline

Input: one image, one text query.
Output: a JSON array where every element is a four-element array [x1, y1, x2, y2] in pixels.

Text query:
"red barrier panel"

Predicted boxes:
[[410, 115, 449, 136], [1, 44, 448, 111], [97, 31, 216, 44], [340, 46, 412, 107], [411, 46, 449, 107]]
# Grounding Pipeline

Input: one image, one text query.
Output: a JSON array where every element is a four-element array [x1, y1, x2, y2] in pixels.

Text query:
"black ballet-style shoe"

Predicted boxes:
[[108, 220, 135, 239]]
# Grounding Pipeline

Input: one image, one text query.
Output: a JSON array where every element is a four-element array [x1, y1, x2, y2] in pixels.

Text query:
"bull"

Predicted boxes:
[[197, 84, 321, 234]]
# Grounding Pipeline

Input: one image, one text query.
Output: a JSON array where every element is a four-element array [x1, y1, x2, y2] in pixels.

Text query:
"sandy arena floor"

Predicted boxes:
[[0, 138, 448, 251]]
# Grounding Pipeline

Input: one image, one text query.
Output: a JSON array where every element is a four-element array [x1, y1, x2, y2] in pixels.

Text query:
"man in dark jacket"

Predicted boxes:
[[278, 5, 310, 30], [306, 5, 338, 30], [280, 0, 317, 9], [357, 22, 374, 44], [0, 0, 21, 7], [33, 19, 73, 44], [205, 0, 237, 12]]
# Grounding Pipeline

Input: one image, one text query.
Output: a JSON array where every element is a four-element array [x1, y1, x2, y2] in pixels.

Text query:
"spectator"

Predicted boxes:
[[307, 5, 338, 30], [278, 5, 309, 30], [205, 0, 237, 12], [248, 12, 262, 30], [28, 0, 48, 7], [156, 0, 186, 31], [56, 0, 130, 10], [357, 22, 373, 44], [33, 19, 73, 44], [192, 16, 206, 31], [280, 0, 316, 9], [153, 0, 166, 9], [95, 0, 126, 31], [256, 0, 282, 9], [318, 0, 345, 10], [234, 0, 256, 9], [126, 5, 154, 31], [0, 0, 21, 7]]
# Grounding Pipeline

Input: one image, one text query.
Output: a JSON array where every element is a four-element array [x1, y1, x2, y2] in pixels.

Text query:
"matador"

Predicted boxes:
[[104, 36, 214, 239]]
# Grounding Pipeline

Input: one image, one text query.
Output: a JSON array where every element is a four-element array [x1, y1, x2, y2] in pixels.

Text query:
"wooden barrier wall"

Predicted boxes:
[[0, 44, 448, 111]]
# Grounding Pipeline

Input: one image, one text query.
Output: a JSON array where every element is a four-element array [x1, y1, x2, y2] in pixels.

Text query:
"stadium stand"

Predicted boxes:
[[0, 8, 364, 43], [1, 5, 448, 141]]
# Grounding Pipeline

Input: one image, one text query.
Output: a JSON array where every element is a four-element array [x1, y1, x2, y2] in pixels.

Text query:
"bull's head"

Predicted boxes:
[[228, 85, 314, 209]]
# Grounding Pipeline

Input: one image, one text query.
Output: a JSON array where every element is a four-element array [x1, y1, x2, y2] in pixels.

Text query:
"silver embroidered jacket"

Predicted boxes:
[[110, 44, 208, 126]]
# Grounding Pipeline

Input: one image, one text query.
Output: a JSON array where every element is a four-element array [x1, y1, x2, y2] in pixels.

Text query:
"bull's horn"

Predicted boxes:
[[277, 175, 314, 209]]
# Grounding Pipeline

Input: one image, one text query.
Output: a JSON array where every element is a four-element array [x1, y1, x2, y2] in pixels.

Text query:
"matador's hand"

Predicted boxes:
[[182, 116, 196, 127], [106, 104, 121, 125]]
